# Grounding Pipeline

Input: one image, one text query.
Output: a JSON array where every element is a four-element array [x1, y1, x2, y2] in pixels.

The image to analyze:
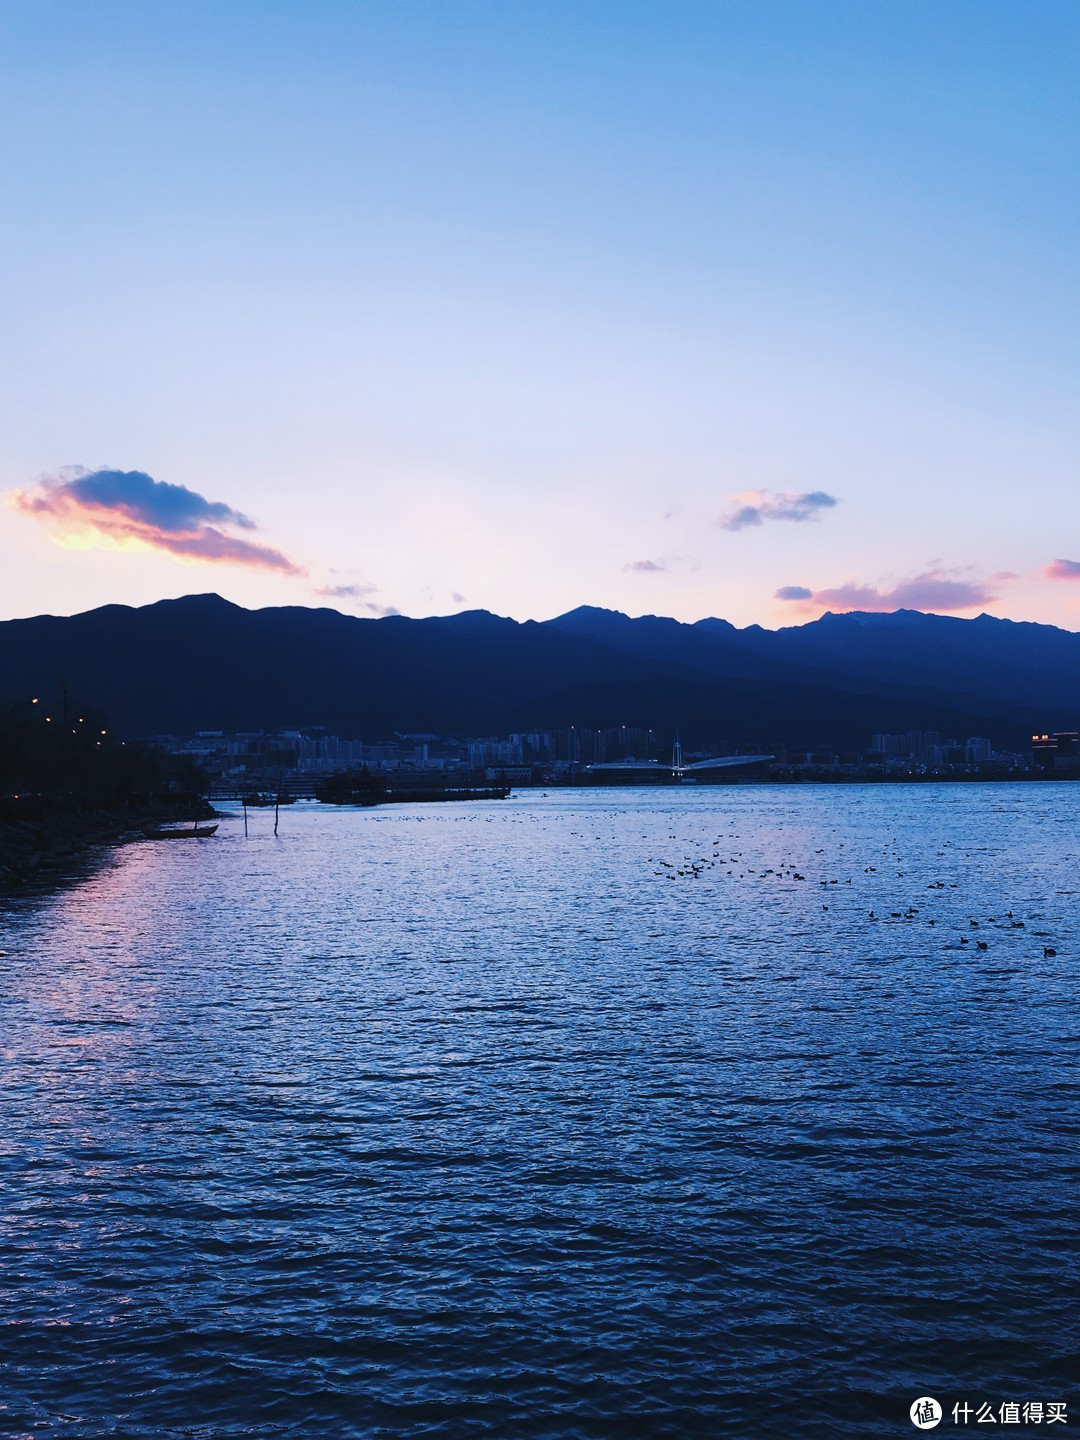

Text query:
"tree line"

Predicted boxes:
[[0, 691, 206, 820]]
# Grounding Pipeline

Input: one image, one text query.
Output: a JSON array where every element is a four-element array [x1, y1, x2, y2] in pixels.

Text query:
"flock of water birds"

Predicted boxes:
[[645, 828, 1066, 960], [360, 802, 1071, 964]]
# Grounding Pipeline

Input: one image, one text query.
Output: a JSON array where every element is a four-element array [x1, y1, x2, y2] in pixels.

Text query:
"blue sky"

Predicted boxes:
[[2, 1, 1079, 627]]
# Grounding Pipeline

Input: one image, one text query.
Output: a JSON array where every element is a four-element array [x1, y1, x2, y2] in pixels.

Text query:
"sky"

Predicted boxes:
[[2, 0, 1079, 630]]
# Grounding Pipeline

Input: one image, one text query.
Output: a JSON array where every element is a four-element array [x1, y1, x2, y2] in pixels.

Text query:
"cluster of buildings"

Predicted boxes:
[[162, 725, 665, 786], [467, 727, 656, 769], [871, 731, 993, 766], [148, 722, 1075, 788], [159, 726, 707, 787]]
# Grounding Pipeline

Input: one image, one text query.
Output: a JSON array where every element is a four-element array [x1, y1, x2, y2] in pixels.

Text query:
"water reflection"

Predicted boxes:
[[1, 787, 1077, 1438]]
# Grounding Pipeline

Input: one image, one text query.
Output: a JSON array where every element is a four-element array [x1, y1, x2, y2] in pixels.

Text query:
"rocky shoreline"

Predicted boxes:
[[0, 802, 219, 892]]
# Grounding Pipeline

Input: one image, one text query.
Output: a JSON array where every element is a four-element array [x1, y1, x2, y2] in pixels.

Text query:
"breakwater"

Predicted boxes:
[[0, 803, 217, 890]]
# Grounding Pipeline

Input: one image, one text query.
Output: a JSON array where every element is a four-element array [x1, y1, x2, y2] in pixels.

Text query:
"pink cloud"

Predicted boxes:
[[1045, 559, 1080, 581], [776, 568, 1004, 615], [9, 467, 305, 576]]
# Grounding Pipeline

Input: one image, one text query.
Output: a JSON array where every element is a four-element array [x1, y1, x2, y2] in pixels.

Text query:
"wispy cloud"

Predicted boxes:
[[719, 488, 838, 532], [621, 554, 700, 574], [313, 583, 377, 599], [9, 467, 304, 575], [312, 580, 398, 615], [776, 568, 1003, 615], [1045, 558, 1080, 581]]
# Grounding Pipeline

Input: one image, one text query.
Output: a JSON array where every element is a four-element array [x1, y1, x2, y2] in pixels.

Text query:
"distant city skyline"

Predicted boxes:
[[2, 1, 1080, 629]]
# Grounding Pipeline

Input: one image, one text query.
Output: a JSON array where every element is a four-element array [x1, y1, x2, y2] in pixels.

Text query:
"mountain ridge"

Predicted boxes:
[[1, 594, 1076, 747]]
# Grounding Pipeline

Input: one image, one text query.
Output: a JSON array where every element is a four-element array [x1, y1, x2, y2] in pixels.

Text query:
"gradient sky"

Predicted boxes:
[[2, 0, 1079, 628]]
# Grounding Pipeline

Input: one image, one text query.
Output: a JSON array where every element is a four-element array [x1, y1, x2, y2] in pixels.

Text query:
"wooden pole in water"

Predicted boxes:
[[243, 796, 248, 837], [274, 776, 280, 837]]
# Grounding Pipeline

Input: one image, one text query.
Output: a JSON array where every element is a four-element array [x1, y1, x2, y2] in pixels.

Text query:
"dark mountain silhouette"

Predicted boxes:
[[0, 594, 1076, 748]]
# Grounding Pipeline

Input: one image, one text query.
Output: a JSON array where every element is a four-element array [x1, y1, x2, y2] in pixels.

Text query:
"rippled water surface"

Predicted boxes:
[[2, 786, 1078, 1438]]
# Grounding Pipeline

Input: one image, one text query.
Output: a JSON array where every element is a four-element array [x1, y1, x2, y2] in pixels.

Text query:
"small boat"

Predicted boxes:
[[142, 823, 219, 840]]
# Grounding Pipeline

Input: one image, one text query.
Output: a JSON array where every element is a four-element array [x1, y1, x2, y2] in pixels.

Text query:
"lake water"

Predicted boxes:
[[1, 785, 1077, 1438]]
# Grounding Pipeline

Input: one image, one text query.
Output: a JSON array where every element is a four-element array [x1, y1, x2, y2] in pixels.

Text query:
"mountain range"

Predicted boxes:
[[1, 594, 1077, 749]]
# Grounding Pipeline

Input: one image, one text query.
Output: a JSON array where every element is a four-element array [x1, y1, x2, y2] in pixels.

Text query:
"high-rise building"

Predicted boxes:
[[965, 737, 992, 763]]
